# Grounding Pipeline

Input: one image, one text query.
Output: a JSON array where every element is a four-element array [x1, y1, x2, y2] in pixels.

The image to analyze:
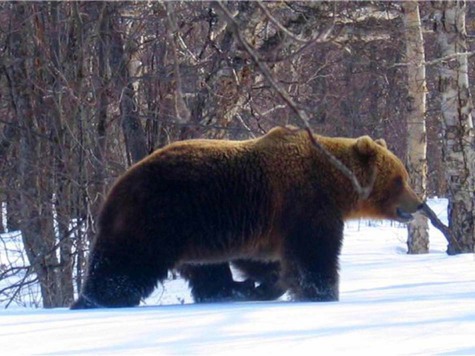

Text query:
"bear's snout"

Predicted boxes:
[[396, 207, 415, 222]]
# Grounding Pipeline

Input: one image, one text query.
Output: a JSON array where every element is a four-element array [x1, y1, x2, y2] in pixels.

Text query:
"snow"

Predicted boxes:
[[1, 199, 475, 355]]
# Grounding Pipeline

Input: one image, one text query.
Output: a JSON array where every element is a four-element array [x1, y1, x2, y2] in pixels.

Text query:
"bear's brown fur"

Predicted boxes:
[[71, 127, 422, 308]]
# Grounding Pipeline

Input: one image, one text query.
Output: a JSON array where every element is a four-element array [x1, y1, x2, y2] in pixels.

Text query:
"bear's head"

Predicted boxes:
[[354, 136, 423, 222]]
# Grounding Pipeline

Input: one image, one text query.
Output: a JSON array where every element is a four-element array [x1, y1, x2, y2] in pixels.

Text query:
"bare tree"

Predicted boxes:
[[432, 0, 475, 254], [4, 3, 64, 307], [109, 4, 148, 163], [402, 1, 429, 254]]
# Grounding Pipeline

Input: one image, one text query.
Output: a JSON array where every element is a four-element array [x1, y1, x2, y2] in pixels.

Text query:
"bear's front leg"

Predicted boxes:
[[283, 219, 343, 302], [285, 264, 340, 302]]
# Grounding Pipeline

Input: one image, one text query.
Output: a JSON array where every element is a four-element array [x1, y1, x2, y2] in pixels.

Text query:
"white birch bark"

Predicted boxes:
[[433, 0, 475, 253], [402, 1, 429, 254]]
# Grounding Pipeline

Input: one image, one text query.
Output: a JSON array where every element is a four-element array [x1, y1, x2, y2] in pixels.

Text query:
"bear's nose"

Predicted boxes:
[[417, 203, 425, 211]]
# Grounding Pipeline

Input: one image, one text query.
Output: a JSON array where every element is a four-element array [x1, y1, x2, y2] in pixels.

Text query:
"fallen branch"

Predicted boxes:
[[419, 202, 459, 255]]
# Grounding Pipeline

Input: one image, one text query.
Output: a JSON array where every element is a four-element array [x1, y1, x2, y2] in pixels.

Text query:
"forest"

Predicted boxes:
[[0, 1, 474, 308]]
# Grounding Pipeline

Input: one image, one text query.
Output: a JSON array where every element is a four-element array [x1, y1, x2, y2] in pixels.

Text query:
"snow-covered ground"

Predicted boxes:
[[1, 199, 474, 355]]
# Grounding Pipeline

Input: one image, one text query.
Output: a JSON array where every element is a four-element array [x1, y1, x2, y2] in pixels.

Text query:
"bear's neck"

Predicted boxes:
[[317, 138, 374, 219]]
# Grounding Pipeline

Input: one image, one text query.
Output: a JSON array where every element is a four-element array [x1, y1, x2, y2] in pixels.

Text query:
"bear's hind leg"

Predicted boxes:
[[179, 264, 255, 303], [232, 260, 286, 301]]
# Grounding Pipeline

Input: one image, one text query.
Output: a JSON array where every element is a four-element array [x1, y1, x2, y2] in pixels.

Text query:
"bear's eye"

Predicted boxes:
[[394, 176, 404, 189]]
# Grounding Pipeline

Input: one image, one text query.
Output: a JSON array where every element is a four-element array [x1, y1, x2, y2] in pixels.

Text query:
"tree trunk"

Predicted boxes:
[[402, 1, 429, 254], [433, 0, 475, 254], [0, 122, 19, 234], [5, 3, 64, 308], [47, 1, 75, 306], [6, 190, 20, 232], [0, 197, 3, 233], [108, 4, 148, 164]]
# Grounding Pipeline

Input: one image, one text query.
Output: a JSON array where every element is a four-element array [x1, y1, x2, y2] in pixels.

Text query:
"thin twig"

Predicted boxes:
[[392, 50, 475, 68], [255, 2, 309, 44], [256, 2, 342, 64], [4, 267, 36, 309], [0, 217, 86, 308]]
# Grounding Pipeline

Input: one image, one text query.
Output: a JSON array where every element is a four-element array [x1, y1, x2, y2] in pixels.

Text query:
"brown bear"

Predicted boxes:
[[71, 126, 423, 309]]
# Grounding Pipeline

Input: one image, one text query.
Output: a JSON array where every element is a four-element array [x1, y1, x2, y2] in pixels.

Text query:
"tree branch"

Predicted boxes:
[[419, 202, 461, 256], [392, 50, 475, 68]]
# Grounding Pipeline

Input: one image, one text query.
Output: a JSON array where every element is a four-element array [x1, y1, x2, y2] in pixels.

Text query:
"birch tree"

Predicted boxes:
[[433, 0, 475, 254], [402, 2, 429, 254]]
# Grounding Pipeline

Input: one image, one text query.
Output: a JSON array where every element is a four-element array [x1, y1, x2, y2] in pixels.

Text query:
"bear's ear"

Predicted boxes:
[[355, 136, 376, 157], [375, 138, 387, 148]]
